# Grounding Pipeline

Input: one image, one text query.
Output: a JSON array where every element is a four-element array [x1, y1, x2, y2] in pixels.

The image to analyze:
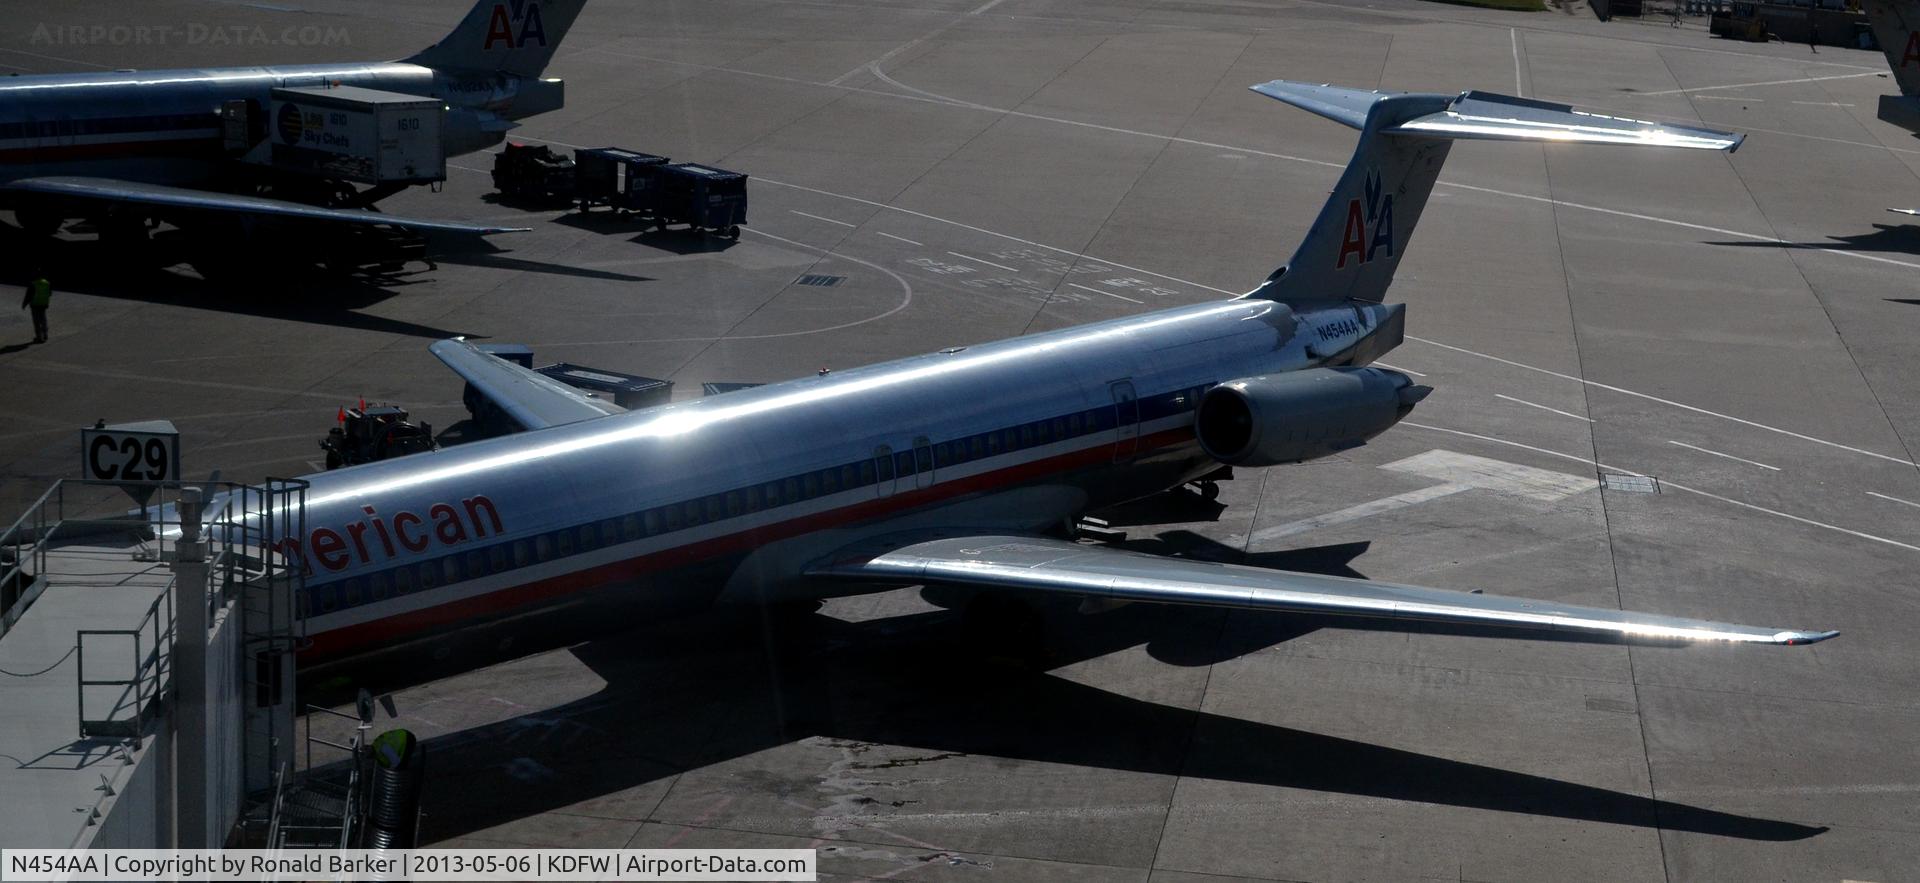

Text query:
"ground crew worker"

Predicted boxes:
[[20, 268, 50, 343]]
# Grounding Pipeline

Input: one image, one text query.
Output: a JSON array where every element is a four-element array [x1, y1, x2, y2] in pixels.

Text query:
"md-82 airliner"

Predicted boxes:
[[238, 82, 1834, 675]]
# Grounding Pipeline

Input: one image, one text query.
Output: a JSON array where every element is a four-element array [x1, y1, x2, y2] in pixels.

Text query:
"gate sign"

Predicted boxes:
[[81, 420, 180, 498]]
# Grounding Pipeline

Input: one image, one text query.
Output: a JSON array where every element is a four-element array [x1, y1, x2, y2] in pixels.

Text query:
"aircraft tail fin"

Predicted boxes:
[[1242, 82, 1741, 306], [406, 0, 586, 77], [1867, 0, 1920, 97]]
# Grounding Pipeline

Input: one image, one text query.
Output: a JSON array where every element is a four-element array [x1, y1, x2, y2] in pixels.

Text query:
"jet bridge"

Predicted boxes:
[[0, 478, 307, 849]]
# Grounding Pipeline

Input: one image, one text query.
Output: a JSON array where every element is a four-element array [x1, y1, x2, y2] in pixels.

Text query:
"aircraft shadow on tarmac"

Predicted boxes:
[[0, 226, 482, 339], [1708, 222, 1920, 258], [428, 237, 657, 282], [550, 211, 740, 256], [406, 564, 1827, 845]]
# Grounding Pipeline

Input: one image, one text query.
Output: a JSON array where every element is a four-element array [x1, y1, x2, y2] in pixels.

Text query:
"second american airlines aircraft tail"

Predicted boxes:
[[238, 82, 1831, 677], [0, 0, 585, 239]]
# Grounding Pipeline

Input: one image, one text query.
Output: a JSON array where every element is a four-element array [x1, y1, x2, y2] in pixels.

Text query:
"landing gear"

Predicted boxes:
[[1190, 480, 1221, 501]]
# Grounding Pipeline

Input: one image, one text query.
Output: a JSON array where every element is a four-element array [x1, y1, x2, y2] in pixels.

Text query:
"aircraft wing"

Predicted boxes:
[[1889, 208, 1920, 216], [429, 338, 625, 430], [808, 534, 1836, 646], [3, 176, 529, 235]]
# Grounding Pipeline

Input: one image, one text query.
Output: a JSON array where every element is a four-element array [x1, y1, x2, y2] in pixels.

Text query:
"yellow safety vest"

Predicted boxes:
[[27, 278, 51, 308]]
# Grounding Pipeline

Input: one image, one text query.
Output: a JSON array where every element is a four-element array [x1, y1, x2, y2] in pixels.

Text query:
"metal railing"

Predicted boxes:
[[272, 704, 369, 850], [76, 587, 174, 739], [36, 478, 309, 740]]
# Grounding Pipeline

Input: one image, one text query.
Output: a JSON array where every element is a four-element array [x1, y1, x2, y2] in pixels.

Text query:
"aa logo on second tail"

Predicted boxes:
[[483, 0, 549, 50], [1336, 168, 1395, 270]]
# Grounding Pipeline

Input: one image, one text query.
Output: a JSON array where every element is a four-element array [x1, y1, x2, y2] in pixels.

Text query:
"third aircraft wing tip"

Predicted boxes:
[[1778, 630, 1841, 645]]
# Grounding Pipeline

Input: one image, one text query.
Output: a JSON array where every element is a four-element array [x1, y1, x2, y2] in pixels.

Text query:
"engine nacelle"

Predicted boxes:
[[1195, 366, 1430, 467]]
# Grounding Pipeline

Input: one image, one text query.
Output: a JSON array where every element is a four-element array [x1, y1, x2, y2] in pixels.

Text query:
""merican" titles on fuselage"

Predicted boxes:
[[278, 495, 505, 574]]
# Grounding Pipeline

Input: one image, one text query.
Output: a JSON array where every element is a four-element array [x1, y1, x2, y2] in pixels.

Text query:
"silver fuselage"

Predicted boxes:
[[278, 297, 1400, 664], [0, 62, 558, 186]]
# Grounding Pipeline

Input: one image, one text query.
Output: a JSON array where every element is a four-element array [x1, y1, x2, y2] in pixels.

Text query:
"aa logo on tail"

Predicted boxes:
[[1336, 168, 1394, 270], [1904, 29, 1920, 67], [484, 0, 549, 50]]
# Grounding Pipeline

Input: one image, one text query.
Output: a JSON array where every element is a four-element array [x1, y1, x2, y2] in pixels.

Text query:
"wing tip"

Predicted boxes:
[[1775, 629, 1840, 646]]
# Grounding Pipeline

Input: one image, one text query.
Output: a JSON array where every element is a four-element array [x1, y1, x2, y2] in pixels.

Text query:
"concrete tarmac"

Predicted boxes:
[[1, 0, 1916, 879]]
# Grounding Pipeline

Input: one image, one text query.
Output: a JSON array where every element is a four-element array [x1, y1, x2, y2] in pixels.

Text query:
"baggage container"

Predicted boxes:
[[268, 85, 444, 185], [574, 147, 670, 213], [651, 163, 748, 238]]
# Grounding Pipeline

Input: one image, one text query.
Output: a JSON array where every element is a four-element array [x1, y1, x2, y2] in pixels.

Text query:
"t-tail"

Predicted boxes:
[[406, 0, 587, 77], [1242, 82, 1742, 308]]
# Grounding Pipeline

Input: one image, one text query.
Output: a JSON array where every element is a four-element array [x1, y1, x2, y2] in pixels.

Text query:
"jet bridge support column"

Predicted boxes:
[[172, 488, 209, 849]]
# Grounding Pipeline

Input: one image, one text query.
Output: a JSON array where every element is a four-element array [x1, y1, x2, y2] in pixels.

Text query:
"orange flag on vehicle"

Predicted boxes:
[[337, 407, 346, 422]]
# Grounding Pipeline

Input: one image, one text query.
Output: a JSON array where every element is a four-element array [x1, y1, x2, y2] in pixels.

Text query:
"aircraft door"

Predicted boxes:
[[912, 436, 934, 490], [1111, 380, 1139, 462], [874, 445, 896, 498]]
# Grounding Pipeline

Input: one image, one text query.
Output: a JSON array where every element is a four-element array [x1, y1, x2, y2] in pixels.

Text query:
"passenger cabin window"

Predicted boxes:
[[876, 447, 895, 482]]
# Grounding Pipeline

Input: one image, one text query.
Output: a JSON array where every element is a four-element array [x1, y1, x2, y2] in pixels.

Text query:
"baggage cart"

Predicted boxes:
[[651, 163, 748, 238], [573, 147, 670, 214]]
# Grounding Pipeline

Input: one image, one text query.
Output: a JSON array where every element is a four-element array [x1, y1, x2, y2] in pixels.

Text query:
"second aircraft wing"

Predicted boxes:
[[808, 533, 1836, 646], [429, 338, 626, 431], [4, 176, 529, 236]]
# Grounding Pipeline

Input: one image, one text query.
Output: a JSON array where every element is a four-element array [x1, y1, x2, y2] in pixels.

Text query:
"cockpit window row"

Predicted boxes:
[[299, 383, 1212, 619]]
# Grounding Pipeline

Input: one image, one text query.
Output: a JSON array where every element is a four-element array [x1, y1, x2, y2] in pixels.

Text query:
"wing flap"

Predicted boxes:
[[809, 534, 1835, 646], [4, 176, 528, 235], [429, 338, 625, 431]]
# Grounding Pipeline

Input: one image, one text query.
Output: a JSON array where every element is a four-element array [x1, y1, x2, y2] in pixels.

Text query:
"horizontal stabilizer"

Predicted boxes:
[[430, 338, 625, 431], [811, 533, 1836, 646], [3, 176, 529, 235], [1250, 82, 1742, 150]]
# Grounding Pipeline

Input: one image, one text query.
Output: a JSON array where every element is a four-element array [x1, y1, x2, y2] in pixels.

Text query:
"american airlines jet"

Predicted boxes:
[[239, 82, 1834, 676], [0, 0, 584, 239]]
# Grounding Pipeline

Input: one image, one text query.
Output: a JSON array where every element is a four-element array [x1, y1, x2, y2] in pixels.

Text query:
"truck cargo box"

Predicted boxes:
[[269, 85, 445, 185]]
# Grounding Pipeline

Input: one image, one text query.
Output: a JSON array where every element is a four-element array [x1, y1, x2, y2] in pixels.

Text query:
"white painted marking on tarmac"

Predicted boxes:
[[1243, 483, 1472, 546], [949, 251, 1018, 272], [536, 231, 916, 347], [876, 231, 923, 246], [1510, 29, 1525, 97], [970, 0, 1010, 13], [1238, 449, 1591, 546], [1373, 362, 1425, 377], [1668, 440, 1781, 471], [1496, 393, 1593, 423], [1405, 422, 1920, 555], [1791, 100, 1854, 107], [1068, 282, 1142, 303], [790, 209, 857, 227], [1866, 490, 1920, 510], [829, 35, 929, 86], [755, 178, 1237, 294], [1637, 71, 1880, 95], [1411, 336, 1920, 470], [1384, 449, 1596, 501], [1694, 95, 1760, 102]]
